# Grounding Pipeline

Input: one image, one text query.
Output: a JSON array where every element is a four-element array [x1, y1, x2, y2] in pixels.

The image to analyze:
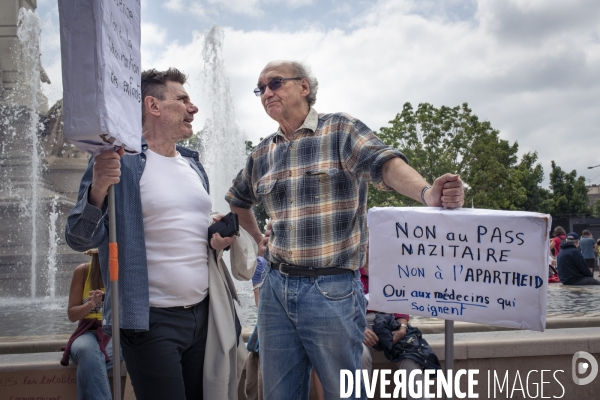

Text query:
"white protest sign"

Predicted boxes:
[[59, 0, 142, 155], [367, 207, 551, 332]]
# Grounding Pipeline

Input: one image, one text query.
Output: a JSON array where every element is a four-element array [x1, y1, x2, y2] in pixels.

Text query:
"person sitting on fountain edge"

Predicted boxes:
[[557, 232, 600, 286], [61, 248, 121, 400], [65, 67, 257, 400], [225, 60, 465, 400]]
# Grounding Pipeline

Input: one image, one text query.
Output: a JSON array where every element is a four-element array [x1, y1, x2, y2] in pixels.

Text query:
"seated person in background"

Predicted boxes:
[[596, 239, 600, 276], [61, 249, 120, 400], [548, 254, 560, 283], [361, 249, 438, 400], [550, 226, 567, 257], [557, 232, 600, 286], [579, 230, 596, 274]]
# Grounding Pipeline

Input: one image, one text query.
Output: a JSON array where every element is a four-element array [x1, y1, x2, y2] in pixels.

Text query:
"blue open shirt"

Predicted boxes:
[[65, 141, 209, 334]]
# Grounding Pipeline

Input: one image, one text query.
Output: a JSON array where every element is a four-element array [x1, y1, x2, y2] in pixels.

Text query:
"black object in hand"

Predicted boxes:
[[208, 212, 239, 249]]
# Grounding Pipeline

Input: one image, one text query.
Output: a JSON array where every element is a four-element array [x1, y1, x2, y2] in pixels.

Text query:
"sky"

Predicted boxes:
[[36, 0, 600, 187]]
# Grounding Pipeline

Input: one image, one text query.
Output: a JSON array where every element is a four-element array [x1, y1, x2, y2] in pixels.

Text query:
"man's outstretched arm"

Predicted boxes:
[[382, 157, 464, 209]]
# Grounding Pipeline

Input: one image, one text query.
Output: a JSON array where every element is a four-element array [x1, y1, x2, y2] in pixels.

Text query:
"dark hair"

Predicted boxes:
[[582, 229, 591, 237], [553, 226, 566, 236], [87, 252, 103, 291], [141, 68, 188, 123]]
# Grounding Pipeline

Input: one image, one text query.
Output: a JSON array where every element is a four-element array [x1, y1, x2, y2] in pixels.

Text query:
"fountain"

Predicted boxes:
[[197, 25, 257, 326], [198, 25, 248, 215], [0, 3, 89, 303]]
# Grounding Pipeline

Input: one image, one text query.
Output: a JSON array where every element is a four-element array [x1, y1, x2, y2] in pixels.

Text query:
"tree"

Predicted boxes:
[[369, 102, 545, 211], [592, 199, 600, 218], [547, 161, 591, 216], [180, 130, 202, 148], [512, 152, 551, 213]]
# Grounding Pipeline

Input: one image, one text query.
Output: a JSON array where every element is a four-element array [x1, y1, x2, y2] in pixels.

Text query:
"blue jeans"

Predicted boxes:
[[258, 265, 367, 400], [70, 331, 116, 400]]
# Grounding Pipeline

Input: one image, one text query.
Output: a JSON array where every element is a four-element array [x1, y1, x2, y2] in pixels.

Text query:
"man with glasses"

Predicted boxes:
[[66, 68, 254, 400], [226, 60, 464, 399]]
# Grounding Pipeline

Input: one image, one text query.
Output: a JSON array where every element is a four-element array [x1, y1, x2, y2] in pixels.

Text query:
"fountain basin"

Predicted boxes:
[[0, 318, 598, 400]]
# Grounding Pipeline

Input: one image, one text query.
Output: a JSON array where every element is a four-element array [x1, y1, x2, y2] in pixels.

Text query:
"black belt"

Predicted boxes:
[[165, 296, 208, 310], [272, 263, 352, 277]]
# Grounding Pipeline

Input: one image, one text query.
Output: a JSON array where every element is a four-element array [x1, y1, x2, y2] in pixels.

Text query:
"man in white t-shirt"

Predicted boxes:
[[66, 68, 242, 399]]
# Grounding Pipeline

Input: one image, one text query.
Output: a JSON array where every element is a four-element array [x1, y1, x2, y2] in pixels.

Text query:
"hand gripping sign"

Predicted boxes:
[[59, 0, 142, 155], [367, 207, 551, 332]]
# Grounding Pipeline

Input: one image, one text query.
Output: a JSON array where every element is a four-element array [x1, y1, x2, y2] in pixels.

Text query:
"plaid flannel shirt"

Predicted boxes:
[[226, 108, 407, 270]]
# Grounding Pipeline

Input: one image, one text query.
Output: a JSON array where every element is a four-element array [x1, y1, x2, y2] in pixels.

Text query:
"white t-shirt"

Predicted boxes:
[[140, 149, 211, 307]]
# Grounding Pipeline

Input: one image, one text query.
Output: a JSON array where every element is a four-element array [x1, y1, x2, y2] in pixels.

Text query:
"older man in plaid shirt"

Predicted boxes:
[[226, 60, 464, 400]]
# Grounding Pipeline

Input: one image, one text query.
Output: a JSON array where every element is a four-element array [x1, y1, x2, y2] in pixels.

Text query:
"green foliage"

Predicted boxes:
[[513, 152, 551, 213], [592, 199, 600, 218], [369, 102, 548, 211], [178, 130, 203, 150], [252, 203, 269, 233], [547, 161, 591, 216], [245, 140, 254, 155]]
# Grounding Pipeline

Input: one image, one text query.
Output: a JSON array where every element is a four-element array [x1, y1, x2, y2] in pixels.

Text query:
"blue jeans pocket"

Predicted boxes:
[[260, 265, 270, 286], [314, 273, 354, 300]]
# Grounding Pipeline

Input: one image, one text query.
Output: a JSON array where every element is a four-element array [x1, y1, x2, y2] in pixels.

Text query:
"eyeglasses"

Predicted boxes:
[[254, 77, 302, 96]]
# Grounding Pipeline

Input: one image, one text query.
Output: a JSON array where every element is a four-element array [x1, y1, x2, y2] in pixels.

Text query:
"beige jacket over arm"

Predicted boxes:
[[204, 227, 257, 400]]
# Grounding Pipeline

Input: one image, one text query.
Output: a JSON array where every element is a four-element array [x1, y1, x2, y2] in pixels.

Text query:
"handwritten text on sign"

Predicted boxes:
[[104, 0, 142, 103], [101, 0, 142, 149], [367, 207, 551, 331], [58, 0, 142, 155]]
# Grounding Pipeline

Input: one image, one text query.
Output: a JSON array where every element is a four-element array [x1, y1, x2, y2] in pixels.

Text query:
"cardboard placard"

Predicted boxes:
[[0, 369, 77, 399], [59, 0, 142, 155], [367, 207, 551, 331]]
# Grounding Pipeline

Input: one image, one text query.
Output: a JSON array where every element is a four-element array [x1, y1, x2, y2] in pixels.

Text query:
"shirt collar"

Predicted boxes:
[[273, 107, 318, 143]]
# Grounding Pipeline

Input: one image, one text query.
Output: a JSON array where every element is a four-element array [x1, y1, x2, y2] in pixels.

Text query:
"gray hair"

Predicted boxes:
[[290, 61, 319, 107]]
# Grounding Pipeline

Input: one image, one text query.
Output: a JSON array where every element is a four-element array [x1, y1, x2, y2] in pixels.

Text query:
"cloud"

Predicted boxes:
[[141, 22, 169, 65], [164, 0, 186, 12], [159, 0, 265, 17], [37, 0, 62, 106], [37, 0, 600, 185], [280, 0, 314, 8], [141, 22, 167, 46], [478, 0, 600, 45], [222, 0, 599, 183], [163, 0, 208, 18], [159, 0, 315, 19]]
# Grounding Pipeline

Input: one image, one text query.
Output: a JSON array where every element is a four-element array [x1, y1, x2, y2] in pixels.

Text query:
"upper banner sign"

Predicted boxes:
[[59, 0, 142, 155], [367, 207, 551, 331]]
